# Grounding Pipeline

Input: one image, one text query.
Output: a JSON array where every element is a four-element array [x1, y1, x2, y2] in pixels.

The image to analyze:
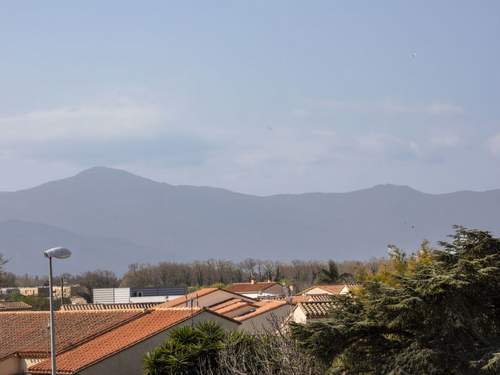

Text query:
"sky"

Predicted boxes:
[[1, 1, 499, 195]]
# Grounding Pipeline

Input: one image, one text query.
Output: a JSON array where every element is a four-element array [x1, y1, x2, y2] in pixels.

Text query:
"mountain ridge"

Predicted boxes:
[[0, 167, 498, 275], [3, 166, 500, 197]]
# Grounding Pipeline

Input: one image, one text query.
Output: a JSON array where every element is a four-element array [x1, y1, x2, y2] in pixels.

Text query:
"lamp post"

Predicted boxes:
[[43, 247, 72, 375]]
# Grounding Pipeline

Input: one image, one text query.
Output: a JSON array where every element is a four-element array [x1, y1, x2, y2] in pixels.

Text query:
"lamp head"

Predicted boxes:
[[43, 247, 72, 259]]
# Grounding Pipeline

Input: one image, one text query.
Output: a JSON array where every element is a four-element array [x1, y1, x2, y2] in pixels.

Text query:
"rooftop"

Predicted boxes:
[[29, 308, 206, 374], [155, 287, 219, 308], [0, 310, 143, 361], [30, 308, 209, 374], [297, 301, 336, 319]]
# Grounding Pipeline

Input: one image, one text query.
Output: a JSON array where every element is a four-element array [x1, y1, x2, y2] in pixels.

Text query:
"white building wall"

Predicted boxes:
[[93, 288, 131, 304], [291, 306, 307, 324], [238, 305, 292, 333]]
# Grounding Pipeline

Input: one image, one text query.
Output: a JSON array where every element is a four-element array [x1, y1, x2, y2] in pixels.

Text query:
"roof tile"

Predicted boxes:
[[29, 308, 203, 374], [0, 310, 142, 361]]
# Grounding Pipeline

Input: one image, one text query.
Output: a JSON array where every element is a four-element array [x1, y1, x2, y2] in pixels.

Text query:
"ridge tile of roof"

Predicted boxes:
[[29, 308, 205, 375]]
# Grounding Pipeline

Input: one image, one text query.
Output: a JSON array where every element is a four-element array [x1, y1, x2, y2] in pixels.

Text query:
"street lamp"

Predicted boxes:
[[43, 247, 72, 375]]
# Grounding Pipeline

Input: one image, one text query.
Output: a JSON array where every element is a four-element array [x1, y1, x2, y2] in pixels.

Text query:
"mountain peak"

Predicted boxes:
[[369, 184, 420, 193], [61, 166, 165, 189], [76, 166, 135, 178]]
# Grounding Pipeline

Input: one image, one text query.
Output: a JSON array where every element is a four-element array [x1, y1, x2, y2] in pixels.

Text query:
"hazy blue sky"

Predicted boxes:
[[1, 1, 499, 195]]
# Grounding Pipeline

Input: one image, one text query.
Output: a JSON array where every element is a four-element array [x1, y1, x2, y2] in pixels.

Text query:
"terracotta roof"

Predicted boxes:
[[297, 301, 335, 319], [212, 300, 253, 315], [234, 300, 289, 321], [60, 303, 160, 311], [0, 310, 143, 361], [155, 288, 218, 308], [155, 288, 256, 310], [227, 282, 280, 294], [29, 308, 205, 374], [0, 300, 32, 311], [211, 298, 245, 311]]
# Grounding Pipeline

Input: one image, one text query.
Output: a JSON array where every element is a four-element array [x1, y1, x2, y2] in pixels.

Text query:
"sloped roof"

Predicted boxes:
[[29, 308, 207, 374], [0, 300, 32, 311], [0, 310, 143, 361], [155, 288, 219, 308], [234, 300, 288, 321], [60, 303, 160, 311], [290, 294, 334, 304], [297, 301, 335, 319], [155, 288, 256, 310], [211, 299, 247, 313], [227, 282, 280, 294]]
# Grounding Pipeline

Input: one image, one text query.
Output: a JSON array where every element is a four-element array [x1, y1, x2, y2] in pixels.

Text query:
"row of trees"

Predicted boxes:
[[1, 257, 386, 298], [144, 227, 500, 374]]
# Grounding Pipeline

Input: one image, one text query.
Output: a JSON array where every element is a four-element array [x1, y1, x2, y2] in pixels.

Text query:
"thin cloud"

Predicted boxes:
[[0, 103, 169, 143]]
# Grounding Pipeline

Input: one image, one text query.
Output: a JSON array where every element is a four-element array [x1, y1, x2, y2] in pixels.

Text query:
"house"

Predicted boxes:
[[92, 287, 186, 304], [291, 301, 336, 324], [300, 284, 358, 296], [226, 281, 286, 298], [0, 301, 32, 311], [1, 308, 239, 375], [155, 288, 292, 333]]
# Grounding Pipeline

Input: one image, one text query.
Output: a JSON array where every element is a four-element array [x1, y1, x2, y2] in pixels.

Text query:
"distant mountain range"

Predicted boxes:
[[0, 167, 499, 275]]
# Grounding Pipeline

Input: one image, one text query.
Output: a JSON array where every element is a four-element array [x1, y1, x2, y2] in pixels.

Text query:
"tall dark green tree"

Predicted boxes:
[[144, 321, 225, 375], [0, 253, 7, 286], [292, 227, 500, 374]]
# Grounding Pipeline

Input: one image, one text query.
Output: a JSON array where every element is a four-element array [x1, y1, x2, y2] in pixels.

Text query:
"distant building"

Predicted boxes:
[[226, 281, 286, 298], [0, 288, 20, 296], [1, 285, 81, 298], [92, 287, 187, 304]]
